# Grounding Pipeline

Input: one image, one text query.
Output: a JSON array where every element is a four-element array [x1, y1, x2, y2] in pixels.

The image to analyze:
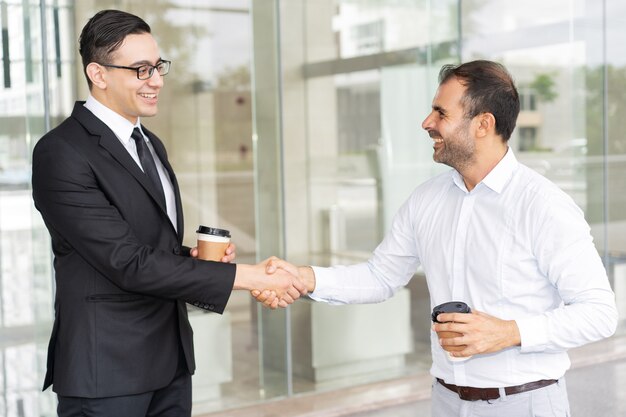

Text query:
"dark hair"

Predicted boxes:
[[438, 60, 520, 141], [79, 10, 151, 88]]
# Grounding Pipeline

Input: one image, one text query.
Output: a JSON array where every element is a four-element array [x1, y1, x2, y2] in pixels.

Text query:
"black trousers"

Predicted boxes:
[[57, 357, 192, 417]]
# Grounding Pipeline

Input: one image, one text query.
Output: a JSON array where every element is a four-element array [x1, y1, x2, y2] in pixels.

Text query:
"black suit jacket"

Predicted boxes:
[[32, 102, 236, 398]]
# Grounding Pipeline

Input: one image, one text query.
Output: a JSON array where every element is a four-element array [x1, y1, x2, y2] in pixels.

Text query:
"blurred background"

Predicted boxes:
[[1, 0, 625, 416]]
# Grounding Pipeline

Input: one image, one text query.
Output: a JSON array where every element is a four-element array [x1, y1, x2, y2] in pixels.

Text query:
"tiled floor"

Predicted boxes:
[[200, 334, 626, 417]]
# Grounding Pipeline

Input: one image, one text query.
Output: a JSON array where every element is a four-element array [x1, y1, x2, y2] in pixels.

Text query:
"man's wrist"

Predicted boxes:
[[298, 266, 316, 292], [233, 264, 255, 291], [507, 319, 522, 347]]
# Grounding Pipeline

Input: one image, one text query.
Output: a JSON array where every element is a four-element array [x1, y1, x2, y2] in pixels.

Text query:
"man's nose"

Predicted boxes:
[[421, 114, 433, 131], [147, 69, 164, 87]]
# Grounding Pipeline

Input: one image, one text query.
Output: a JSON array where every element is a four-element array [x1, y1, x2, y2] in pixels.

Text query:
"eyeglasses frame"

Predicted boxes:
[[99, 60, 171, 80]]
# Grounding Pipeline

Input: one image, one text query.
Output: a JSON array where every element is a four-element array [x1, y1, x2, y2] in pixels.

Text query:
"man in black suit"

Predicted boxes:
[[31, 9, 305, 417]]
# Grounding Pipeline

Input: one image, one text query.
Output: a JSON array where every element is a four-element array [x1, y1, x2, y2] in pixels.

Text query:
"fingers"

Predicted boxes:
[[433, 310, 518, 356], [249, 257, 309, 309], [251, 288, 298, 310], [190, 247, 198, 258], [291, 273, 308, 295], [250, 289, 287, 310], [280, 293, 295, 305], [221, 243, 237, 263], [435, 311, 474, 324], [265, 256, 280, 274], [285, 286, 301, 301], [265, 257, 299, 277]]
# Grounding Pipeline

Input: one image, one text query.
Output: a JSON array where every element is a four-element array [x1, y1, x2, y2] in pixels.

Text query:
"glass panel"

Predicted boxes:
[[0, 0, 58, 416], [274, 0, 459, 396], [274, 0, 624, 401], [605, 0, 626, 331], [462, 0, 624, 331]]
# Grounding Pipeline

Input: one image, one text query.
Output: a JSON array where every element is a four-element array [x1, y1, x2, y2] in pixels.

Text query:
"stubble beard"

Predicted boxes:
[[433, 120, 476, 172]]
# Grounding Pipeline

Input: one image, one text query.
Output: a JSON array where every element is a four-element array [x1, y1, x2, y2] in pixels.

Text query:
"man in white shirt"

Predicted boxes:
[[257, 60, 618, 416]]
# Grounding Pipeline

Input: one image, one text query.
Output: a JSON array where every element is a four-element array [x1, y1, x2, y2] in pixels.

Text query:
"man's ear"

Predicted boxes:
[[86, 63, 107, 90], [475, 112, 496, 138]]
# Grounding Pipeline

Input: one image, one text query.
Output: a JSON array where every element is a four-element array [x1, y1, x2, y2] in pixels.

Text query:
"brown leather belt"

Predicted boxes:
[[436, 378, 558, 401]]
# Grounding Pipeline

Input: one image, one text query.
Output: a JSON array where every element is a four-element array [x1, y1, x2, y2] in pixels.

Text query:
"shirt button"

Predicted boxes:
[[173, 247, 181, 255]]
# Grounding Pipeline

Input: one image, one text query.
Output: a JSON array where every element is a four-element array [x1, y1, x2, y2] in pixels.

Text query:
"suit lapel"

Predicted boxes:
[[70, 103, 169, 214]]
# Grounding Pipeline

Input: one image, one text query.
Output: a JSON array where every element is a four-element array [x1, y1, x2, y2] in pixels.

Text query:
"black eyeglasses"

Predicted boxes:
[[99, 60, 171, 80]]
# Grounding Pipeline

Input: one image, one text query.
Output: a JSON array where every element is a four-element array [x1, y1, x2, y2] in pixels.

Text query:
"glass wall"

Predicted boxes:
[[263, 0, 626, 401], [1, 0, 625, 416], [0, 0, 64, 415]]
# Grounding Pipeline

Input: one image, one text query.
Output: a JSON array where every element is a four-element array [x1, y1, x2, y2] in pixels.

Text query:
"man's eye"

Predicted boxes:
[[137, 66, 149, 76]]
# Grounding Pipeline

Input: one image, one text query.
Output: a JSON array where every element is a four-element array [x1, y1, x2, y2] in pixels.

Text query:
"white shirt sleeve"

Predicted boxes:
[[516, 193, 618, 353], [310, 194, 421, 304]]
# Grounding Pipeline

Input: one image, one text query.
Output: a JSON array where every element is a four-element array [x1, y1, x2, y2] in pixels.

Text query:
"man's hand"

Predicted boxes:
[[251, 257, 315, 309], [190, 242, 237, 263], [234, 257, 307, 309], [432, 310, 521, 358]]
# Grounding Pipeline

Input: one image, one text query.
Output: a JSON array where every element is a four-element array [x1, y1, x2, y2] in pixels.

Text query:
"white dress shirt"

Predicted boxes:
[[84, 96, 177, 230], [310, 148, 617, 388]]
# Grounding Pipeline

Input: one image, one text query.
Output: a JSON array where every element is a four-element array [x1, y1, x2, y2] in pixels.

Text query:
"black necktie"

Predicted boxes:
[[131, 128, 166, 206]]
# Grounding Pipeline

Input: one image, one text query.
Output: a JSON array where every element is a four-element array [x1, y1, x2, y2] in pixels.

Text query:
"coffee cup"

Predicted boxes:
[[196, 226, 231, 261], [432, 301, 472, 362]]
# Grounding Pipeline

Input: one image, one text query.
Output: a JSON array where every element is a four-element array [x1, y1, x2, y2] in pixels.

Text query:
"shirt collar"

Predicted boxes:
[[84, 95, 142, 144], [452, 147, 518, 194]]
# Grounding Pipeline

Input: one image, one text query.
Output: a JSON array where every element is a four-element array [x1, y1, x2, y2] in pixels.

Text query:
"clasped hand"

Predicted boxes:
[[190, 244, 304, 309], [431, 311, 521, 358], [251, 257, 302, 309]]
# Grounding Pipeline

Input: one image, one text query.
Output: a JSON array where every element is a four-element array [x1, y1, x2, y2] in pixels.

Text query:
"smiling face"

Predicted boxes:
[[91, 32, 164, 124], [421, 77, 477, 172]]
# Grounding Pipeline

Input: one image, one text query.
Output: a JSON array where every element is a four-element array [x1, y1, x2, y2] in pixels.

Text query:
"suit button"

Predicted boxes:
[[173, 247, 181, 255], [208, 304, 215, 311], [193, 301, 200, 307]]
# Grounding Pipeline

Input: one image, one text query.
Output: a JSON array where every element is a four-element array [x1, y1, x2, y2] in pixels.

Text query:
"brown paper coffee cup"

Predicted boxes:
[[436, 331, 466, 352], [196, 226, 231, 261]]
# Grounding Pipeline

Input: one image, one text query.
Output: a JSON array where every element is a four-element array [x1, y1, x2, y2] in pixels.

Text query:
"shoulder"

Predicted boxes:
[[407, 169, 456, 204], [393, 169, 456, 222], [36, 102, 94, 145], [512, 163, 577, 205], [510, 162, 586, 226]]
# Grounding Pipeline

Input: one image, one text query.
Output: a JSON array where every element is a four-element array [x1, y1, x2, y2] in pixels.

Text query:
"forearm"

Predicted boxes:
[[516, 297, 617, 353], [233, 264, 263, 291]]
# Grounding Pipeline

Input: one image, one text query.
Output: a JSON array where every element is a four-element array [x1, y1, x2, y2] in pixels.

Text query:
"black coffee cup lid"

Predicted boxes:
[[196, 225, 231, 238]]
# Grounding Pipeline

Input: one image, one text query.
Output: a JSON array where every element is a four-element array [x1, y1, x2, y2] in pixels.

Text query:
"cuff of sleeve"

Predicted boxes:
[[308, 266, 329, 302], [516, 316, 548, 353]]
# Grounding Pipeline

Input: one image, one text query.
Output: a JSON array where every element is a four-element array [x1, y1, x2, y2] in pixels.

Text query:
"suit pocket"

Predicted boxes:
[[86, 294, 144, 302]]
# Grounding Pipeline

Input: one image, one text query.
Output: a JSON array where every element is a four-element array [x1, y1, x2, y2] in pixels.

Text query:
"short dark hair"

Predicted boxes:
[[78, 10, 151, 88], [438, 60, 520, 141]]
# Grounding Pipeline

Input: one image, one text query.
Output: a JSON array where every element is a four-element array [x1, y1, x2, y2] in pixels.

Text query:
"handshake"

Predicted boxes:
[[191, 244, 313, 309], [235, 256, 314, 309]]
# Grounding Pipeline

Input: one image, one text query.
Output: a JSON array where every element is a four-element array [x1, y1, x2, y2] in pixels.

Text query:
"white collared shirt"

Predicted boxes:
[[84, 96, 177, 230], [311, 148, 617, 388]]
